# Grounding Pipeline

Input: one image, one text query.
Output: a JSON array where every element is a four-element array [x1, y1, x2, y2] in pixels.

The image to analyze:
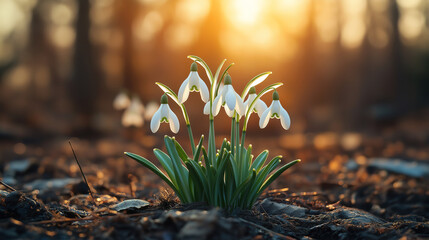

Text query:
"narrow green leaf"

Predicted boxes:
[[153, 149, 177, 185], [155, 82, 180, 105], [214, 151, 230, 204], [241, 72, 272, 99], [193, 135, 204, 161], [257, 159, 301, 196], [230, 169, 256, 205], [202, 146, 209, 167], [251, 150, 269, 173], [173, 138, 190, 162], [124, 152, 183, 200], [164, 136, 191, 202]]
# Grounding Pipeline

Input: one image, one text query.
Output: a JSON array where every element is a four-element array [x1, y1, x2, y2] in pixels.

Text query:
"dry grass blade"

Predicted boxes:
[[0, 179, 16, 191], [68, 140, 97, 206]]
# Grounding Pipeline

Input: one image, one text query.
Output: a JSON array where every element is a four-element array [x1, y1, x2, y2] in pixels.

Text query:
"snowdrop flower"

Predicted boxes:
[[151, 94, 180, 133], [243, 87, 268, 118], [211, 74, 245, 117], [122, 95, 144, 127], [203, 82, 225, 115], [113, 90, 131, 110], [178, 62, 210, 103], [259, 91, 291, 130]]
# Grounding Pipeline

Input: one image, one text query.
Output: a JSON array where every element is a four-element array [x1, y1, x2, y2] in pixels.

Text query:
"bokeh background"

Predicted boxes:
[[0, 0, 428, 147]]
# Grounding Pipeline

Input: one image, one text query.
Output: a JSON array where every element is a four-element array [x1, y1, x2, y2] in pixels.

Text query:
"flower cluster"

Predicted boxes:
[[125, 56, 299, 210], [113, 92, 158, 128]]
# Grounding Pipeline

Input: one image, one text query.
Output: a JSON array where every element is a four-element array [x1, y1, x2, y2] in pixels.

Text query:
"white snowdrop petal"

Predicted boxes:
[[225, 88, 236, 111], [243, 99, 250, 112], [271, 100, 281, 115], [255, 99, 268, 117], [203, 101, 211, 115], [150, 108, 162, 133], [189, 72, 199, 90], [212, 95, 222, 116], [178, 79, 190, 103], [225, 106, 234, 117], [160, 104, 169, 117], [199, 79, 210, 103], [235, 93, 246, 116], [259, 106, 271, 129], [280, 108, 291, 130], [168, 108, 180, 133]]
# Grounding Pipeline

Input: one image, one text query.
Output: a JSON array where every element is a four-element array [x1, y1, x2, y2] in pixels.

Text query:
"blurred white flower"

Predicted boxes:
[[259, 91, 291, 130], [178, 62, 209, 103], [243, 87, 268, 118], [122, 96, 144, 127], [211, 74, 245, 117], [113, 91, 131, 110], [144, 101, 160, 121], [150, 95, 180, 133]]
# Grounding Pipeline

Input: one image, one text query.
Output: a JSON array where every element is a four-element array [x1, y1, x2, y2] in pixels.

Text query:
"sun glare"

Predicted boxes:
[[227, 0, 264, 26]]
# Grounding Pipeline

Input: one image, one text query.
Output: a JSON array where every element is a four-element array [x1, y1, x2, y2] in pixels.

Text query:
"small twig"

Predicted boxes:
[[238, 218, 293, 239], [29, 212, 156, 225], [0, 179, 16, 191], [128, 174, 136, 198], [69, 140, 97, 206]]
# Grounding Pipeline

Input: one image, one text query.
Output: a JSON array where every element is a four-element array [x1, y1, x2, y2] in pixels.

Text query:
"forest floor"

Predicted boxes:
[[1, 114, 429, 239]]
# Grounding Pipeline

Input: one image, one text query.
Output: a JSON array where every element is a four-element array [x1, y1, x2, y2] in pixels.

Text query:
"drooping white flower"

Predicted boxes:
[[122, 95, 144, 127], [150, 94, 180, 133], [203, 83, 225, 115], [178, 62, 210, 103], [259, 91, 291, 130], [113, 91, 131, 110], [243, 87, 268, 118], [211, 74, 245, 117]]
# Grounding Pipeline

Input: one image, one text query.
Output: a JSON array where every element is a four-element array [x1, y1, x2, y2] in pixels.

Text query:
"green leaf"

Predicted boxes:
[[193, 135, 204, 161], [164, 136, 191, 202], [230, 169, 256, 206], [258, 159, 300, 196], [211, 59, 226, 99], [202, 146, 209, 167], [186, 161, 205, 202], [153, 149, 177, 185], [214, 150, 230, 205], [155, 82, 180, 105], [251, 150, 269, 173], [241, 72, 272, 99], [186, 160, 209, 197], [124, 152, 182, 200], [173, 138, 190, 162], [246, 156, 282, 206]]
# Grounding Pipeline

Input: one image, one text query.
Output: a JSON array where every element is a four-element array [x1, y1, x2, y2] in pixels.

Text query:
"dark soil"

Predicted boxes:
[[1, 116, 428, 239]]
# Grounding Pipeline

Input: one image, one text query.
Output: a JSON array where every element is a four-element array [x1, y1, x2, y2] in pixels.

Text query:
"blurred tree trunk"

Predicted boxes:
[[116, 0, 139, 94], [69, 0, 100, 135], [390, 1, 407, 113]]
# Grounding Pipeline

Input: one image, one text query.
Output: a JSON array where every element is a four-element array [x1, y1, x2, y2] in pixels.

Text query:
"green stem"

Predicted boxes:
[[208, 118, 216, 166], [186, 124, 195, 155], [230, 116, 235, 155], [240, 130, 246, 183], [235, 119, 240, 179]]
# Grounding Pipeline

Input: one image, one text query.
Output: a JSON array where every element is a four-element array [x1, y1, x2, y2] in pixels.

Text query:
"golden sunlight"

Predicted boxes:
[[226, 0, 264, 26]]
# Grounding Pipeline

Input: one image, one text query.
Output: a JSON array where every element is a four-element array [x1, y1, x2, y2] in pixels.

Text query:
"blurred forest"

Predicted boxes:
[[0, 0, 428, 139]]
